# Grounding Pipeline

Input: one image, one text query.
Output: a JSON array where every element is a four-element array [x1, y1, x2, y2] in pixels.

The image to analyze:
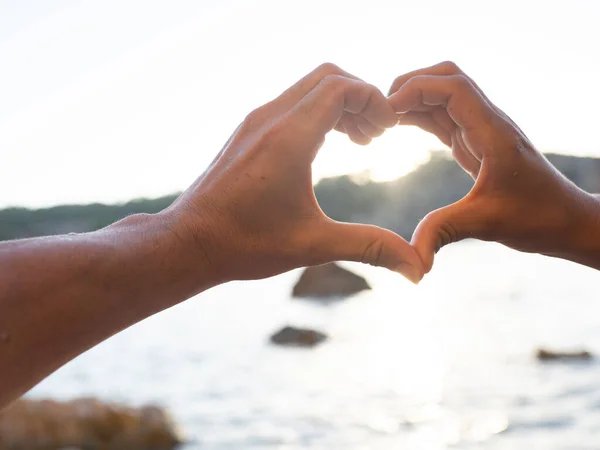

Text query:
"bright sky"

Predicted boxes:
[[2, 0, 600, 208]]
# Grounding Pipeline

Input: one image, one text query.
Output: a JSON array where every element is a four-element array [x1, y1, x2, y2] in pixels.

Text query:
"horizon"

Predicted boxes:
[[1, 149, 597, 211], [2, 1, 600, 209]]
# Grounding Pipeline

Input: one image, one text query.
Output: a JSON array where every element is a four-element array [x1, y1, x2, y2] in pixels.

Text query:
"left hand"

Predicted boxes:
[[387, 61, 600, 273], [163, 63, 425, 284]]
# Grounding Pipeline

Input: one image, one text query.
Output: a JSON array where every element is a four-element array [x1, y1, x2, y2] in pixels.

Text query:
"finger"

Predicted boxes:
[[451, 130, 481, 178], [397, 112, 452, 147], [389, 61, 477, 96], [334, 121, 346, 133], [340, 114, 385, 139], [397, 105, 457, 144], [388, 61, 501, 120], [335, 113, 386, 142], [334, 118, 380, 144], [430, 107, 456, 134], [388, 75, 497, 131], [396, 99, 482, 178], [411, 197, 485, 273], [388, 61, 527, 136], [398, 112, 481, 178], [269, 63, 361, 114], [397, 105, 456, 133], [315, 219, 425, 284], [352, 115, 386, 138], [389, 61, 496, 108], [292, 75, 398, 147], [428, 106, 483, 172], [340, 116, 372, 145]]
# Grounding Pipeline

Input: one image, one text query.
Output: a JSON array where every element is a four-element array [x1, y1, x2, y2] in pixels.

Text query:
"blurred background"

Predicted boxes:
[[2, 1, 600, 449]]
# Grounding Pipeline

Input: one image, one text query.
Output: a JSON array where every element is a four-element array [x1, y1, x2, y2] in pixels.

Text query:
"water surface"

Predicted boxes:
[[30, 242, 600, 449]]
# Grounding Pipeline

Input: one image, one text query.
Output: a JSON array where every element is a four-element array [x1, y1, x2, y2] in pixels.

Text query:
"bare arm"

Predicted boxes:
[[387, 61, 600, 273], [0, 63, 424, 409], [0, 214, 213, 407]]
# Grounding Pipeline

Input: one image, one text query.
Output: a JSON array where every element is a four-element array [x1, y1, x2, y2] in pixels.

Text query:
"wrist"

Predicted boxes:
[[102, 211, 221, 309], [545, 190, 600, 269]]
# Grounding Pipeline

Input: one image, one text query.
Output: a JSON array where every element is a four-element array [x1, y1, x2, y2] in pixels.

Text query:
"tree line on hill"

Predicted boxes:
[[1, 152, 599, 242]]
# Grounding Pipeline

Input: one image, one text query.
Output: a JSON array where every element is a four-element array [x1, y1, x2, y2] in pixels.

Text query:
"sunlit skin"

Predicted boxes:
[[388, 61, 600, 273], [0, 64, 424, 409]]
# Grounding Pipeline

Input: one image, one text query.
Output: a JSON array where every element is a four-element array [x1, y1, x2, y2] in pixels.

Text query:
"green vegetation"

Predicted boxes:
[[0, 196, 177, 241], [2, 152, 599, 242]]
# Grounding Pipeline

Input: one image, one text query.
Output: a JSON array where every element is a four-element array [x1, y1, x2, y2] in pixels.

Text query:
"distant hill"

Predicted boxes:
[[315, 151, 600, 240], [0, 196, 177, 241], [2, 152, 599, 242]]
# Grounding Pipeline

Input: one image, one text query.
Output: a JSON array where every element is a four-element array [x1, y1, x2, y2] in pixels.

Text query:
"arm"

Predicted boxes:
[[0, 63, 424, 409], [387, 61, 600, 273], [0, 214, 213, 408]]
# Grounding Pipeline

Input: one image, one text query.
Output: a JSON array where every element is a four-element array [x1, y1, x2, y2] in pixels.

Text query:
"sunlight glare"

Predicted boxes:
[[314, 125, 441, 183]]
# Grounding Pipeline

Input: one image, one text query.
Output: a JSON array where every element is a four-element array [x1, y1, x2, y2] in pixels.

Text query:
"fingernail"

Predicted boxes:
[[395, 263, 423, 285]]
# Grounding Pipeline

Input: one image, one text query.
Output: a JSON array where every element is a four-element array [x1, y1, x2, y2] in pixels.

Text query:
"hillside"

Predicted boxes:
[[2, 152, 599, 242]]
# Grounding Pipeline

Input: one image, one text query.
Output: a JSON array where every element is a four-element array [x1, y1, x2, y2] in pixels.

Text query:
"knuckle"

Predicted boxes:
[[244, 107, 264, 125], [241, 107, 287, 147], [319, 74, 347, 97], [359, 83, 378, 108], [259, 120, 287, 145], [251, 124, 285, 156], [390, 75, 404, 89], [403, 76, 421, 88], [400, 76, 423, 96], [361, 238, 385, 266], [439, 60, 462, 74], [365, 82, 378, 93], [436, 221, 459, 251], [450, 74, 472, 91], [316, 62, 342, 77], [242, 103, 276, 132], [322, 73, 345, 86]]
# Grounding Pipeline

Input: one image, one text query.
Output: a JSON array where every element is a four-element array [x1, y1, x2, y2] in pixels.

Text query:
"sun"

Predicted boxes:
[[313, 125, 443, 183]]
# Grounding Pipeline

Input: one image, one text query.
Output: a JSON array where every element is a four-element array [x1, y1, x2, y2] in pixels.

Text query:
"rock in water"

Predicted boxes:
[[0, 398, 182, 450], [270, 326, 328, 347], [536, 348, 593, 362], [292, 262, 371, 299]]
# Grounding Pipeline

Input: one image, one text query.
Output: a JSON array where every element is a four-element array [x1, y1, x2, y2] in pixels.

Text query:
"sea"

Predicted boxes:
[[29, 241, 600, 449]]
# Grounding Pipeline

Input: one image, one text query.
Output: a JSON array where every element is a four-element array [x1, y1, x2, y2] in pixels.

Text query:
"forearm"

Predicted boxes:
[[0, 212, 216, 408]]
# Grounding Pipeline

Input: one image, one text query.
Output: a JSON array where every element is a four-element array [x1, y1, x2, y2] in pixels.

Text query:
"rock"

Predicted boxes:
[[536, 348, 593, 362], [292, 263, 371, 299], [270, 326, 328, 347], [0, 398, 182, 450]]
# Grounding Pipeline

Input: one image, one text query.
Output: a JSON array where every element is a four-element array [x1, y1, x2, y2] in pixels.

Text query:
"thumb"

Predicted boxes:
[[411, 198, 484, 273], [314, 219, 425, 284]]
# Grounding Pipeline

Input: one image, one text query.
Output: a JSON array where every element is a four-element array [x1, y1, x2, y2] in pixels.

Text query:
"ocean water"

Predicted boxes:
[[29, 241, 600, 449]]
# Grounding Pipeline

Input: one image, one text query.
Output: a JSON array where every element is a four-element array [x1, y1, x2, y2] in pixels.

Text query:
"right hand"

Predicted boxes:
[[387, 61, 600, 273]]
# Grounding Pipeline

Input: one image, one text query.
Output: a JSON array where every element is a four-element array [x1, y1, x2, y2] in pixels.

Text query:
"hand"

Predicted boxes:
[[387, 61, 600, 273], [163, 63, 424, 284], [0, 64, 427, 409]]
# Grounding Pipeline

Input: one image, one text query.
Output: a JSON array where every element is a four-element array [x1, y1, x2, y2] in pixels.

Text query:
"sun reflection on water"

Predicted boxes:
[[29, 241, 600, 448]]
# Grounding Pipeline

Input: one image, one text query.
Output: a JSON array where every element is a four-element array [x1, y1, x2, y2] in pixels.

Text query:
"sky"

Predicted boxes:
[[1, 0, 600, 208]]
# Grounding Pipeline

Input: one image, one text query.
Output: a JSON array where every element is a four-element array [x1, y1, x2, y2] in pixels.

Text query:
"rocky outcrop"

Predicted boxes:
[[292, 263, 371, 299], [0, 398, 182, 450], [536, 348, 593, 362], [270, 326, 328, 347]]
